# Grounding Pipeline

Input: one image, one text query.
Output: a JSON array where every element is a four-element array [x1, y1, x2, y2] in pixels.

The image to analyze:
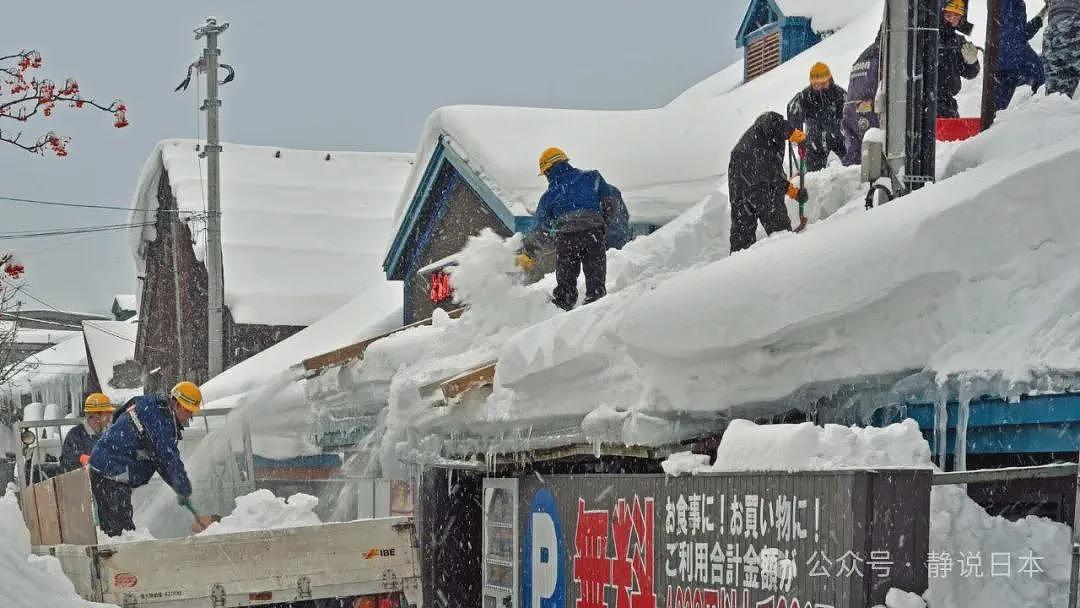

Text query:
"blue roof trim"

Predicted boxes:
[[384, 140, 448, 280], [441, 144, 516, 232], [873, 393, 1080, 455]]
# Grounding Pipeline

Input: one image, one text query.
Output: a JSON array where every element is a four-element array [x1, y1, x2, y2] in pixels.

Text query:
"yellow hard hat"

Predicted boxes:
[[170, 381, 202, 413], [538, 147, 569, 175], [83, 392, 115, 414], [944, 0, 965, 15], [809, 62, 832, 84]]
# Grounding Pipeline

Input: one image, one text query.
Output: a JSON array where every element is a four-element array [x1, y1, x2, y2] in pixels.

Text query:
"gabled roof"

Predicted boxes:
[[129, 140, 413, 326], [82, 320, 141, 403]]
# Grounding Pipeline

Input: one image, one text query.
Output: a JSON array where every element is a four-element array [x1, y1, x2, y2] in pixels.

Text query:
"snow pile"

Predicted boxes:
[[129, 140, 412, 326], [198, 489, 320, 536], [663, 420, 1070, 608], [0, 487, 114, 607], [97, 527, 156, 544], [884, 588, 926, 608]]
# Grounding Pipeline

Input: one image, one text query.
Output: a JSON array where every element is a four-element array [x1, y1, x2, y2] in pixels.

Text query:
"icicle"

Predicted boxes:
[[955, 378, 973, 473], [933, 388, 949, 470]]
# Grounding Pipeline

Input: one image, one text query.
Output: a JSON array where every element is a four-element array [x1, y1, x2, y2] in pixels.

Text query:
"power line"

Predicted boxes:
[[0, 221, 159, 241], [13, 288, 137, 346], [0, 194, 201, 214]]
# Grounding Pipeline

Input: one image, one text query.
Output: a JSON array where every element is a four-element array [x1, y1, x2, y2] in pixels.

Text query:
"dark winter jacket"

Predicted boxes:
[[89, 394, 192, 497], [843, 40, 882, 165], [1000, 0, 1044, 79], [60, 423, 100, 473], [787, 82, 846, 139], [533, 162, 614, 235], [938, 22, 981, 117], [728, 112, 795, 201], [1048, 0, 1080, 21]]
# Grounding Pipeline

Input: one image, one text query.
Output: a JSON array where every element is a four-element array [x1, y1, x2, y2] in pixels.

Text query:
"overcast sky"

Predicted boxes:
[[0, 1, 745, 314]]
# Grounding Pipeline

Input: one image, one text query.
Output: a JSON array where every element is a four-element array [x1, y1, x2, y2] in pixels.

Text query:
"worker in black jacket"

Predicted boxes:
[[728, 112, 807, 253], [60, 393, 113, 473], [939, 0, 981, 117], [787, 62, 847, 171]]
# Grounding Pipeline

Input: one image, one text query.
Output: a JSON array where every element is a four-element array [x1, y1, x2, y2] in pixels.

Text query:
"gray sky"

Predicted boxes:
[[0, 1, 745, 314]]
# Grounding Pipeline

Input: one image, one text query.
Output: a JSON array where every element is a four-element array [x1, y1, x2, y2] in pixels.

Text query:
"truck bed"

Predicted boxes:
[[36, 517, 420, 607]]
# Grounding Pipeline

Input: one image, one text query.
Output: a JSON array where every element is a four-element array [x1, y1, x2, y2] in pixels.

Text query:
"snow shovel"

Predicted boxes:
[[787, 142, 808, 233], [179, 495, 221, 532]]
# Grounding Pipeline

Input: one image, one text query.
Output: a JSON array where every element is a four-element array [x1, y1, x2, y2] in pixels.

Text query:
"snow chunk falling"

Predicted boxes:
[[0, 486, 114, 607], [198, 490, 321, 536]]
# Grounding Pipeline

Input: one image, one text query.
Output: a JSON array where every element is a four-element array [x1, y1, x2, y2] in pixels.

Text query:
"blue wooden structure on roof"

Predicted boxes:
[[736, 0, 822, 81], [873, 392, 1080, 457]]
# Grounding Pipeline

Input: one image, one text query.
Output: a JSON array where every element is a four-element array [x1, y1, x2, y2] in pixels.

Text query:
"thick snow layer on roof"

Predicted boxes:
[[774, 1, 869, 32], [6, 333, 87, 392], [82, 320, 140, 404], [1, 488, 114, 607], [392, 2, 884, 241], [663, 420, 1070, 607], [129, 139, 413, 326], [11, 327, 79, 346]]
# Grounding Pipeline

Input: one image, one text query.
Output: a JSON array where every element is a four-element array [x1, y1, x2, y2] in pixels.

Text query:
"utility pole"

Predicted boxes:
[[195, 17, 229, 379], [981, 0, 1004, 130]]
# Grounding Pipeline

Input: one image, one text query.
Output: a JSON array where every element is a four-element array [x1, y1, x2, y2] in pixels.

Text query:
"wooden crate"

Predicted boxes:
[[54, 468, 97, 545]]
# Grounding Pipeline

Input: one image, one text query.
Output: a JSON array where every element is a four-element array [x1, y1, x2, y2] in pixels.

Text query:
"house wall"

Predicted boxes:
[[135, 171, 209, 394], [226, 317, 304, 369], [402, 165, 514, 323]]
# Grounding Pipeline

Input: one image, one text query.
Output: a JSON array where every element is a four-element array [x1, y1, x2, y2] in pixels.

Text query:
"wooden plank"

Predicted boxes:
[[33, 477, 62, 546], [439, 362, 497, 402], [54, 468, 97, 545], [21, 488, 42, 546], [301, 307, 467, 372]]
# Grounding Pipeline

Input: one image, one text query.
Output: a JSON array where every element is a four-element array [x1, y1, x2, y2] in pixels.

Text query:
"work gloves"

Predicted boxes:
[[786, 183, 809, 204], [961, 41, 979, 65]]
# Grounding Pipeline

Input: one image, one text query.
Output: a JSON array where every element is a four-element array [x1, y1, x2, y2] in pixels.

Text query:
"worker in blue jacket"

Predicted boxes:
[[60, 393, 114, 473], [89, 381, 213, 536], [528, 147, 623, 310], [996, 0, 1045, 109]]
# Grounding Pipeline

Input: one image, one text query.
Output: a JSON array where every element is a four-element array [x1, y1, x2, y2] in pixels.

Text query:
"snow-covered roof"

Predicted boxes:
[[773, 1, 869, 32], [390, 3, 886, 250], [113, 294, 136, 311], [8, 333, 87, 382], [7, 324, 79, 346], [130, 139, 414, 326], [82, 320, 140, 403]]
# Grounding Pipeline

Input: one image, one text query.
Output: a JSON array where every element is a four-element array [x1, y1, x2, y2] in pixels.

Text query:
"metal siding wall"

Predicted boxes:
[[515, 471, 929, 608]]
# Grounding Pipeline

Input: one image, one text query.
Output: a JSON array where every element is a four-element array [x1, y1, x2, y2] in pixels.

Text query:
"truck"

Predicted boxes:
[[15, 415, 423, 608]]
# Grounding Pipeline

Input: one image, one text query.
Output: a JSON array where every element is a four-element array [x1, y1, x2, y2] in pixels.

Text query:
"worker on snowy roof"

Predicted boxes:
[[89, 381, 214, 536], [60, 393, 114, 473], [996, 0, 1045, 110], [842, 34, 882, 166], [1043, 0, 1080, 97], [786, 62, 847, 171], [939, 0, 981, 118], [728, 112, 807, 254], [525, 147, 625, 311]]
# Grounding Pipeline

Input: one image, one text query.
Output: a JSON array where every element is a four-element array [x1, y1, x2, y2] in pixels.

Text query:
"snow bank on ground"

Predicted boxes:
[[198, 489, 320, 536], [663, 420, 1070, 608], [129, 140, 412, 326], [97, 526, 156, 544], [0, 487, 114, 607], [884, 588, 926, 608]]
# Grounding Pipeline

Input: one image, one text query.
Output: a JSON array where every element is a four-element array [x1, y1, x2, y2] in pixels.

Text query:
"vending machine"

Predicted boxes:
[[482, 477, 519, 608]]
